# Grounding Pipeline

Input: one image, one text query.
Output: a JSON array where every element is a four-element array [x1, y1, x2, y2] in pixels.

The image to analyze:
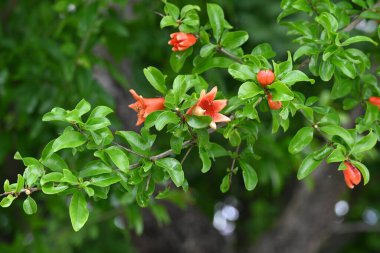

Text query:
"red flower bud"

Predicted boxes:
[[343, 161, 362, 189], [368, 96, 380, 109], [128, 89, 165, 126], [257, 70, 275, 87], [168, 32, 197, 51], [267, 94, 282, 110]]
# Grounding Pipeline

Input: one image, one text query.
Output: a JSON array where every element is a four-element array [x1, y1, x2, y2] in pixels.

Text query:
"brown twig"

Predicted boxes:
[[0, 187, 39, 197]]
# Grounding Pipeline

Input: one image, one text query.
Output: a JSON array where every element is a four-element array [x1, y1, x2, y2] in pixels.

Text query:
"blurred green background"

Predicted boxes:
[[0, 0, 379, 253]]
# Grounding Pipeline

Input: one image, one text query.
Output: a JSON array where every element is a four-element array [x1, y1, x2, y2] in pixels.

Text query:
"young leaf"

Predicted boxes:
[[281, 70, 315, 85], [143, 67, 167, 94], [221, 31, 249, 49], [239, 160, 258, 191], [23, 196, 37, 215], [15, 174, 24, 193], [268, 81, 294, 101], [69, 191, 89, 232], [220, 174, 230, 193], [350, 160, 370, 185], [0, 195, 16, 208], [320, 125, 354, 146]]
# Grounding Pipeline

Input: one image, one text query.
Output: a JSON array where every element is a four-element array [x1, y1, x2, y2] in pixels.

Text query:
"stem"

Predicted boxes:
[[229, 145, 241, 187], [114, 143, 150, 159], [181, 146, 194, 164], [0, 187, 39, 197], [217, 47, 243, 64], [154, 11, 166, 18]]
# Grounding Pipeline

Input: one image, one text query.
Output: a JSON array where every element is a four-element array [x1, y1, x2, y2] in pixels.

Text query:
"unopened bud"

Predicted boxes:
[[25, 189, 31, 195]]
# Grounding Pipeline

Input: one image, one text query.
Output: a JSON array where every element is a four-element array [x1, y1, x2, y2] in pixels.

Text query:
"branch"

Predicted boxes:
[[0, 187, 39, 197], [217, 47, 243, 64]]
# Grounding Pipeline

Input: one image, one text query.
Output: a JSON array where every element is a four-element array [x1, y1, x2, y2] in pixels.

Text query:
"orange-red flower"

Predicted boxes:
[[168, 32, 197, 51], [267, 94, 282, 110], [257, 70, 275, 87], [343, 161, 361, 189], [128, 89, 165, 126], [186, 86, 230, 129], [368, 96, 380, 109]]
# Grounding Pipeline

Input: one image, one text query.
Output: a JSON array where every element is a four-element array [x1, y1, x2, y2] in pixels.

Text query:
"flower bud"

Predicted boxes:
[[257, 70, 275, 87], [267, 94, 282, 110]]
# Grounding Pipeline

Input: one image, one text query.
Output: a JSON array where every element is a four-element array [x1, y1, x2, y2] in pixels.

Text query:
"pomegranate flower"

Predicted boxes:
[[187, 87, 230, 129], [368, 96, 380, 109], [168, 32, 197, 51], [128, 89, 165, 126], [343, 161, 361, 189]]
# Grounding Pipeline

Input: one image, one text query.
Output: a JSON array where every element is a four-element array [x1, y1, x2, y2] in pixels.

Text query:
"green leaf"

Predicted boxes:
[[41, 153, 69, 172], [116, 131, 150, 155], [52, 130, 86, 153], [69, 191, 89, 232], [341, 36, 377, 46], [104, 147, 129, 174], [315, 12, 338, 33], [192, 56, 235, 74], [288, 127, 314, 154], [199, 148, 211, 173], [238, 81, 264, 100], [88, 106, 113, 119], [206, 3, 225, 40], [239, 160, 258, 191], [164, 2, 180, 19], [79, 161, 113, 178], [170, 135, 184, 155], [40, 172, 63, 185], [251, 43, 276, 58], [331, 56, 356, 79], [228, 63, 256, 81], [41, 184, 68, 195], [326, 147, 346, 163], [170, 48, 193, 73], [351, 131, 377, 154], [221, 31, 249, 49], [62, 169, 78, 185], [186, 115, 212, 129], [297, 153, 323, 180], [91, 174, 121, 187], [155, 111, 180, 131], [281, 70, 315, 85], [360, 10, 380, 20], [0, 195, 16, 208], [42, 107, 67, 122], [319, 60, 335, 81], [15, 174, 24, 193], [313, 145, 334, 160], [350, 160, 370, 185], [320, 125, 354, 146], [160, 16, 178, 28], [220, 174, 230, 193], [23, 196, 37, 215], [156, 158, 184, 187], [83, 117, 111, 131], [143, 66, 167, 94], [330, 75, 352, 99], [268, 81, 294, 101], [200, 44, 217, 58], [75, 99, 91, 117]]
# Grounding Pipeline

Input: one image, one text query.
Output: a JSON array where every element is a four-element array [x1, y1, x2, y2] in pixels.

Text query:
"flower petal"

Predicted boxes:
[[212, 99, 227, 113], [129, 89, 144, 104], [213, 113, 231, 123], [204, 86, 217, 101]]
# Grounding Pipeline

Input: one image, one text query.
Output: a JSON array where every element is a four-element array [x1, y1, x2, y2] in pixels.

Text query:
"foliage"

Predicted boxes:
[[1, 0, 380, 252]]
